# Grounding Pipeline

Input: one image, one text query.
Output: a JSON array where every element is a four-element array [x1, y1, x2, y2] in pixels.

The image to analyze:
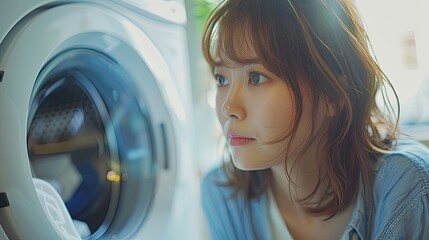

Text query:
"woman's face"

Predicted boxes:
[[214, 52, 325, 171]]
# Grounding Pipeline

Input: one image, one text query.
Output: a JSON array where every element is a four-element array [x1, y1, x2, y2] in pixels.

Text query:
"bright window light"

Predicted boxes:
[[356, 0, 429, 127]]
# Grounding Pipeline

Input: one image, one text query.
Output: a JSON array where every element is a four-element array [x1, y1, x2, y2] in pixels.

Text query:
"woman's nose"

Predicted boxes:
[[221, 83, 246, 120]]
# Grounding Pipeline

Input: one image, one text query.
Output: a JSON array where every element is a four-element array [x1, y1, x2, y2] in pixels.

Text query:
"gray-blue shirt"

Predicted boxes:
[[202, 139, 429, 239]]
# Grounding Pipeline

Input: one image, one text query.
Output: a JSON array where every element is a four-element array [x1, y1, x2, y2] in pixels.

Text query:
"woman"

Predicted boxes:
[[200, 0, 429, 239]]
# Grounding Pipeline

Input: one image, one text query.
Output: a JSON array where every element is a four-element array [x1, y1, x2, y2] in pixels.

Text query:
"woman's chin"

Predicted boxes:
[[232, 158, 271, 171]]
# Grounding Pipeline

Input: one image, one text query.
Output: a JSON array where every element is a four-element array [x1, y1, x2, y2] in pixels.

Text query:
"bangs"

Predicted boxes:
[[219, 18, 261, 66], [202, 0, 299, 80], [205, 8, 258, 67]]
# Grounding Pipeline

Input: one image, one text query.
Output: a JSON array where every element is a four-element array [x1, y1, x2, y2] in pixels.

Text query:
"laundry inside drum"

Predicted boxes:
[[27, 76, 116, 237]]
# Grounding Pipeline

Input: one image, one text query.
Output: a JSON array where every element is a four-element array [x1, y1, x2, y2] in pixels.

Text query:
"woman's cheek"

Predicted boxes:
[[215, 90, 227, 124], [255, 98, 293, 133]]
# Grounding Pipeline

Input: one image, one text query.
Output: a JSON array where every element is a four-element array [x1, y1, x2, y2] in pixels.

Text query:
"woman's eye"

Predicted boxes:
[[215, 74, 229, 87], [249, 72, 268, 86]]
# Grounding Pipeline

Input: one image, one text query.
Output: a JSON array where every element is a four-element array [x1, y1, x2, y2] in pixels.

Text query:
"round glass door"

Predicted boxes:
[[26, 49, 156, 239]]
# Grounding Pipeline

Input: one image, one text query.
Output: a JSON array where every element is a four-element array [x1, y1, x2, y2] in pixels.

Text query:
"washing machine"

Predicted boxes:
[[0, 0, 197, 239]]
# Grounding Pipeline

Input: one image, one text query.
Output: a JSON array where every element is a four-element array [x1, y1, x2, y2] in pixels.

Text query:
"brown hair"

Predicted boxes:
[[202, 0, 398, 218]]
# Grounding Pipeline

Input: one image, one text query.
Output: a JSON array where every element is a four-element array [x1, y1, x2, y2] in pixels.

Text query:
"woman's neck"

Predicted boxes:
[[270, 164, 328, 216], [269, 148, 355, 240], [269, 139, 330, 215]]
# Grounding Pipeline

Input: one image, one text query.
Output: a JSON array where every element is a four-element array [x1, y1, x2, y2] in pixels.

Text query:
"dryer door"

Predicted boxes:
[[0, 3, 177, 240]]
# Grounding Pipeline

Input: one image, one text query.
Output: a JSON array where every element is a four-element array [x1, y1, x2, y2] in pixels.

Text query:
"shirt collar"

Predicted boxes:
[[344, 177, 371, 240]]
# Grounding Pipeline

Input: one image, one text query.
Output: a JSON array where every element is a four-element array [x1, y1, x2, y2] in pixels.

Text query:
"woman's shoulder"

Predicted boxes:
[[371, 139, 429, 239], [376, 139, 429, 194], [201, 165, 229, 193], [201, 166, 267, 239], [201, 165, 237, 206], [378, 139, 429, 181], [203, 165, 228, 183]]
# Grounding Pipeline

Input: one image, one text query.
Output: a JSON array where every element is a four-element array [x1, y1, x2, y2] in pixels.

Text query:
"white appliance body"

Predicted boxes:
[[0, 0, 196, 239]]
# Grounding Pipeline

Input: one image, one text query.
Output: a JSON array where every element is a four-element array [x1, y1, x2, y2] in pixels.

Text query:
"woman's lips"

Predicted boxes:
[[228, 136, 255, 146]]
